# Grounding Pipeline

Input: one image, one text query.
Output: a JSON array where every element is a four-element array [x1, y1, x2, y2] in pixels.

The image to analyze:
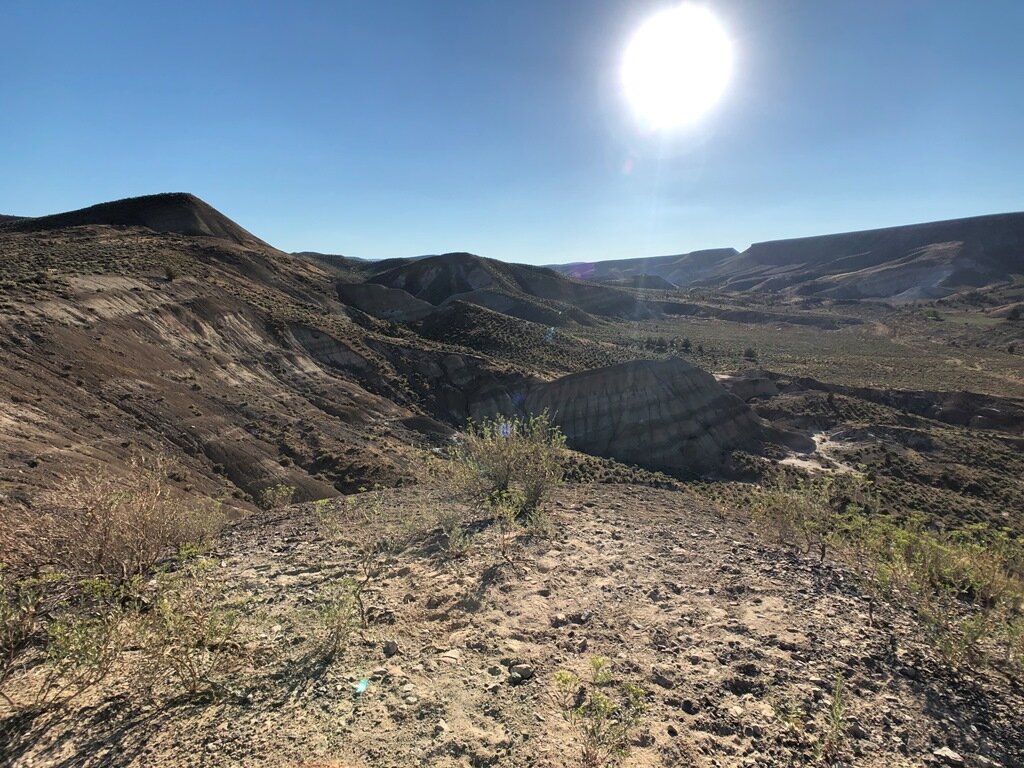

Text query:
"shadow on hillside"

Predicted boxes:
[[1, 693, 203, 768]]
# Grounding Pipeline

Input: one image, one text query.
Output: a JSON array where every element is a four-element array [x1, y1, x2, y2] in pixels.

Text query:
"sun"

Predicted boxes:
[[621, 4, 733, 130]]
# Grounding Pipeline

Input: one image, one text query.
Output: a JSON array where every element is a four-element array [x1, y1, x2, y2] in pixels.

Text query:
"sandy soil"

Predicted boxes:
[[3, 484, 1020, 768]]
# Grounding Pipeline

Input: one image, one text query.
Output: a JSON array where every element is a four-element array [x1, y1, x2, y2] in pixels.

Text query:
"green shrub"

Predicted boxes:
[[33, 603, 125, 709], [436, 508, 473, 559], [489, 490, 524, 563], [2, 575, 129, 711], [0, 569, 44, 708], [258, 483, 296, 511], [815, 673, 848, 763], [320, 577, 360, 659], [447, 412, 566, 516], [140, 560, 246, 697], [749, 476, 837, 562], [551, 657, 646, 768], [317, 491, 419, 626]]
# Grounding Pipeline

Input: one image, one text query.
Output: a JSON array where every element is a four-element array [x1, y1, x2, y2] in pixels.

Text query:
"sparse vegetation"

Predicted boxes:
[[140, 559, 247, 697], [748, 473, 1024, 671], [446, 412, 566, 516], [317, 491, 419, 626], [1, 455, 225, 585], [551, 657, 647, 768]]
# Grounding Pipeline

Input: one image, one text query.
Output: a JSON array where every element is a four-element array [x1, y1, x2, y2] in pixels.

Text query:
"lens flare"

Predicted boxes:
[[622, 4, 733, 129]]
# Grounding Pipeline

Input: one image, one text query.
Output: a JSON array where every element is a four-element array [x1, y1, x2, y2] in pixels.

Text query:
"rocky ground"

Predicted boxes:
[[3, 484, 1022, 767]]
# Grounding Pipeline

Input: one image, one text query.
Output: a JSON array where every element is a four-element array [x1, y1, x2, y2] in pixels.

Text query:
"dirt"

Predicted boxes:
[[779, 432, 858, 475], [4, 484, 1020, 767]]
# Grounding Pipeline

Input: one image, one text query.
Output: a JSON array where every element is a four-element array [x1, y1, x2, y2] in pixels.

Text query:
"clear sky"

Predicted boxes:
[[3, 1, 1023, 264]]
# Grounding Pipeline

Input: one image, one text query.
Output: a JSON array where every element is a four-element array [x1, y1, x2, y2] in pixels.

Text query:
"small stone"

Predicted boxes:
[[667, 724, 679, 737], [404, 695, 418, 705], [383, 640, 399, 658], [850, 720, 868, 740], [682, 698, 700, 715], [434, 718, 448, 734], [932, 747, 964, 766], [651, 666, 676, 689], [510, 663, 534, 680]]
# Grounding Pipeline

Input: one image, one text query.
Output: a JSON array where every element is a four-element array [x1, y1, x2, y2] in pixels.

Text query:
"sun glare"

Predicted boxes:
[[622, 4, 733, 130]]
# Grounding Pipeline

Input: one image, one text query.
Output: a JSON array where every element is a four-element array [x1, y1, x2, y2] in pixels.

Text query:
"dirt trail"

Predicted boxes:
[[4, 485, 1021, 767]]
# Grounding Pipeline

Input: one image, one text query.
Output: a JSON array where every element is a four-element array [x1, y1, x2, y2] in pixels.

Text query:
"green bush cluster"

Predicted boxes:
[[1, 558, 250, 710], [447, 412, 566, 517]]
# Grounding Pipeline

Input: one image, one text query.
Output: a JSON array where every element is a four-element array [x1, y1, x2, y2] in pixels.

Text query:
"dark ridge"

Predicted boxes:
[[742, 211, 1024, 271], [547, 212, 1024, 299], [364, 250, 660, 323], [0, 192, 268, 247]]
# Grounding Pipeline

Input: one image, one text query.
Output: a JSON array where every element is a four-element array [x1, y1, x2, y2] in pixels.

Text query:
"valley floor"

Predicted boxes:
[[3, 485, 1021, 767]]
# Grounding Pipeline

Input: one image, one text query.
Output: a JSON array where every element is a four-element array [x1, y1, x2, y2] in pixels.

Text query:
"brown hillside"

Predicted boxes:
[[0, 192, 268, 247]]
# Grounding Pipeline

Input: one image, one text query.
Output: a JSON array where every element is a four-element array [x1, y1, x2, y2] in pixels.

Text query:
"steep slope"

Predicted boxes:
[[0, 196, 518, 507], [470, 358, 809, 475], [366, 252, 660, 325], [0, 192, 268, 247], [549, 213, 1024, 300], [723, 212, 1024, 299]]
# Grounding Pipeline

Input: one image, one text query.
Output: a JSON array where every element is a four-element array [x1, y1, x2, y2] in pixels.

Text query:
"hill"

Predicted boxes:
[[596, 274, 679, 290], [3, 193, 1024, 767], [361, 252, 661, 326], [549, 213, 1024, 300], [0, 192, 268, 247], [553, 248, 739, 287], [0, 194, 785, 514]]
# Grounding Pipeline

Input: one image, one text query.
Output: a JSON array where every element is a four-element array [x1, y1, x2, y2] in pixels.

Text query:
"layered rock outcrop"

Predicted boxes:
[[471, 357, 806, 475]]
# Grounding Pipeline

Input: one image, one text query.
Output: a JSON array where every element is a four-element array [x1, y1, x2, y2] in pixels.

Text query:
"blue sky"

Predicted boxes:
[[2, 1, 1022, 264]]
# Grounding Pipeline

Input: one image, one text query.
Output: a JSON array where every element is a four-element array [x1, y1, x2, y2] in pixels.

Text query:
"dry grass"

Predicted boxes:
[[0, 454, 225, 584]]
